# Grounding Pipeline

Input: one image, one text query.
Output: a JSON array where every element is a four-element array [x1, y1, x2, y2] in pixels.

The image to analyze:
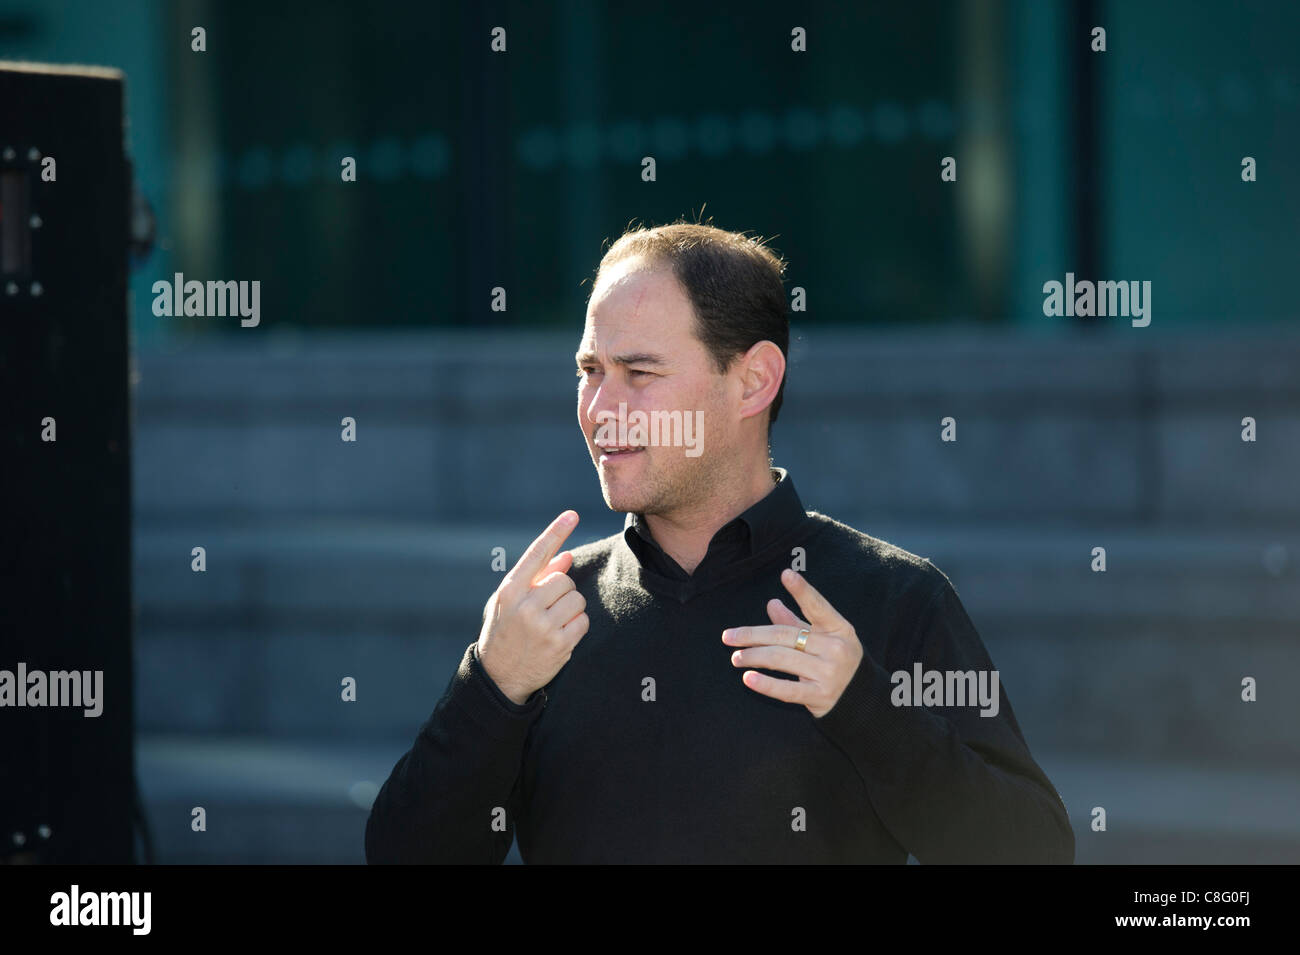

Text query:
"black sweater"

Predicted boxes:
[[365, 471, 1075, 864]]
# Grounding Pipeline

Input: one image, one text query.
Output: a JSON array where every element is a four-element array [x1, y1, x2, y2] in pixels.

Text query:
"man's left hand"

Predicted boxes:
[[722, 568, 864, 719]]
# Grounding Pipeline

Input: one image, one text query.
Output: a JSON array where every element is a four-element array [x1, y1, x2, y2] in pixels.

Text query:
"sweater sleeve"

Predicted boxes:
[[812, 575, 1075, 864], [364, 641, 545, 864]]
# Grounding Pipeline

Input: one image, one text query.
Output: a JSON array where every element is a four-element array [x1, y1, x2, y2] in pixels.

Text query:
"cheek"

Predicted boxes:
[[656, 376, 705, 413], [688, 378, 727, 419], [696, 379, 737, 446]]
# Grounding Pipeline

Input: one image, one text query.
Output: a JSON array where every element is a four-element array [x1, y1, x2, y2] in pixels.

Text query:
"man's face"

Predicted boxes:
[[576, 256, 736, 517]]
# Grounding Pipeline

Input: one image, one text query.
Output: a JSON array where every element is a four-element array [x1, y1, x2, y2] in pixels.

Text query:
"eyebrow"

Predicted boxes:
[[575, 351, 669, 368]]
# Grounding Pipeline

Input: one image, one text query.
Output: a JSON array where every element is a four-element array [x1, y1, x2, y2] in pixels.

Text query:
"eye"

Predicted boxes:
[[628, 369, 653, 378]]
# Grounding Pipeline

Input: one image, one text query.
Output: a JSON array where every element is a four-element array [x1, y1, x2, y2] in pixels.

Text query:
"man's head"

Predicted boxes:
[[576, 221, 789, 518]]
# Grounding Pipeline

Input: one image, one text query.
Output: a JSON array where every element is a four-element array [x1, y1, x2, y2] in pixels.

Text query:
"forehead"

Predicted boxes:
[[580, 257, 695, 350]]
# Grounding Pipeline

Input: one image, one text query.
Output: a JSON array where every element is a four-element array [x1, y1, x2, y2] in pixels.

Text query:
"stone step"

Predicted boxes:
[[134, 517, 1300, 621], [131, 519, 1300, 761], [130, 329, 1300, 525], [133, 735, 1300, 864]]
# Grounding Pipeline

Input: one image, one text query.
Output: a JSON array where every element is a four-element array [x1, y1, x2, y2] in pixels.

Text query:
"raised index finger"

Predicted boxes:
[[505, 510, 579, 591]]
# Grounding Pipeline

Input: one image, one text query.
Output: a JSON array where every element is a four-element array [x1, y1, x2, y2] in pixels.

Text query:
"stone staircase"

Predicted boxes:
[[130, 327, 1300, 862]]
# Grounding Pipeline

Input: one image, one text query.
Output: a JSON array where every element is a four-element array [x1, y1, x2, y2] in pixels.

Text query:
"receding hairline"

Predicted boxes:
[[587, 251, 682, 306]]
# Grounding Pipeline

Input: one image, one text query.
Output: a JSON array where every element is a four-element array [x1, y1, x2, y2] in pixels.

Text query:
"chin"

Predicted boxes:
[[599, 485, 641, 514], [596, 474, 650, 515]]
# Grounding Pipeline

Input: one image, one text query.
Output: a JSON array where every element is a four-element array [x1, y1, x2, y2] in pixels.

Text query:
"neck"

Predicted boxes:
[[642, 460, 777, 575]]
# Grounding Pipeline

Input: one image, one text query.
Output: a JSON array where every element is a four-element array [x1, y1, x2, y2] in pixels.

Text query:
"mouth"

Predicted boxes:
[[596, 444, 646, 462]]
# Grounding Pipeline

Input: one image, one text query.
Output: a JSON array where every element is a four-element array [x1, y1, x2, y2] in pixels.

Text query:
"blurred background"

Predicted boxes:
[[3, 0, 1298, 862]]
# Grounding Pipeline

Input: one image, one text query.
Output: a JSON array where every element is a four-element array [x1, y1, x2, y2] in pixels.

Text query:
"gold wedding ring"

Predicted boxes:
[[794, 628, 810, 652]]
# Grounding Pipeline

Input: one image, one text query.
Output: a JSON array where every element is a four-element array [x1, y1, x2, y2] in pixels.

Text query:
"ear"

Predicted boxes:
[[736, 340, 785, 424]]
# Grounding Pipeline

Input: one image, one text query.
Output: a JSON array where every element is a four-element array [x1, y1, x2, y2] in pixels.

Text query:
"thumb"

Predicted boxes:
[[766, 597, 808, 629]]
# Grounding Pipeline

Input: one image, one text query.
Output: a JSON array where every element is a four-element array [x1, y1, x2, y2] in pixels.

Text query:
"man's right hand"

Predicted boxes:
[[476, 510, 589, 705]]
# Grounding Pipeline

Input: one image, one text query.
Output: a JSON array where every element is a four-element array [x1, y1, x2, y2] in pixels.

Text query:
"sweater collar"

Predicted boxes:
[[621, 467, 805, 570]]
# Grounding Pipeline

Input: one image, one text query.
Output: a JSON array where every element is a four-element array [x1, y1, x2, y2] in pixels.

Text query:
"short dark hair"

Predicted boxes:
[[592, 218, 790, 431]]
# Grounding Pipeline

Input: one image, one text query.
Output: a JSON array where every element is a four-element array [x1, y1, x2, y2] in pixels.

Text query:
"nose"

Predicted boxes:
[[581, 373, 627, 430]]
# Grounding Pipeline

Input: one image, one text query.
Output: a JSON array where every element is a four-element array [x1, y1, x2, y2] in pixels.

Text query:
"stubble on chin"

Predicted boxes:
[[598, 462, 667, 517], [600, 478, 654, 516]]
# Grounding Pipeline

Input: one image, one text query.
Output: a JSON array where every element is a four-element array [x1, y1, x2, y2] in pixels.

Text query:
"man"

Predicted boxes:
[[365, 221, 1075, 864]]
